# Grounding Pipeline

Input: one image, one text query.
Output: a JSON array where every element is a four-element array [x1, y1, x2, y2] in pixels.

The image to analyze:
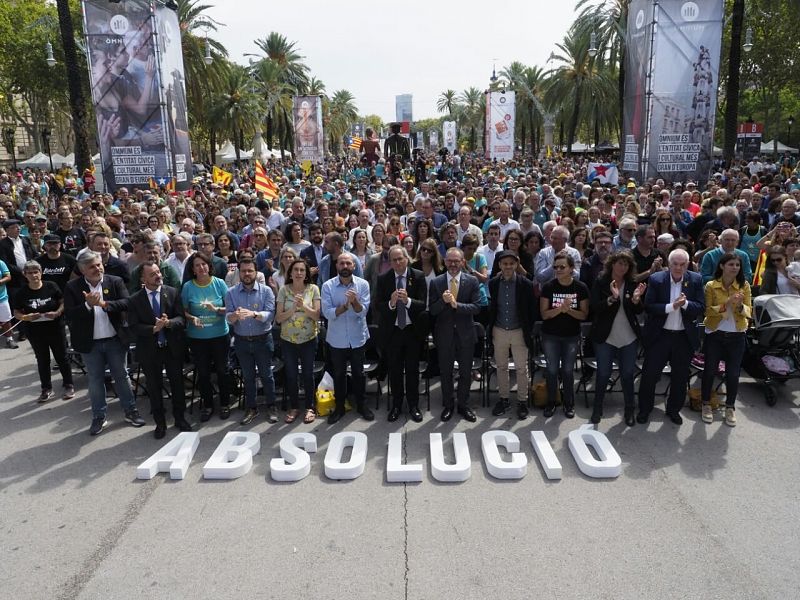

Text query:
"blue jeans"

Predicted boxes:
[[81, 336, 135, 419], [541, 334, 579, 408], [701, 330, 746, 407], [282, 338, 317, 410], [233, 334, 276, 408], [593, 340, 638, 410]]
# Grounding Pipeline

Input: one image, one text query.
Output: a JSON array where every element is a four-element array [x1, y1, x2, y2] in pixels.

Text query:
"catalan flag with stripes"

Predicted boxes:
[[349, 136, 362, 151], [254, 161, 279, 200]]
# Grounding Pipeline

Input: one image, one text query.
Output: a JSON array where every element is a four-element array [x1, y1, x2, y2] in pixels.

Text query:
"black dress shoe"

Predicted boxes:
[[200, 408, 214, 422], [590, 410, 602, 424], [636, 412, 649, 424], [492, 398, 510, 416], [517, 402, 529, 420], [174, 418, 193, 432], [409, 407, 423, 422], [219, 405, 231, 420], [328, 407, 346, 425], [154, 424, 167, 439], [564, 405, 576, 419], [667, 412, 683, 425], [543, 404, 556, 418], [624, 408, 635, 427], [357, 405, 375, 421], [440, 407, 454, 422], [387, 407, 401, 422], [458, 407, 477, 422]]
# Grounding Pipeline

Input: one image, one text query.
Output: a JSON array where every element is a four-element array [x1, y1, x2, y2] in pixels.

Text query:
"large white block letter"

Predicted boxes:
[[481, 430, 527, 479], [136, 432, 199, 480], [324, 431, 368, 480], [429, 432, 471, 482], [386, 432, 423, 482], [270, 433, 317, 482], [202, 431, 261, 480], [530, 431, 562, 480], [568, 427, 622, 478]]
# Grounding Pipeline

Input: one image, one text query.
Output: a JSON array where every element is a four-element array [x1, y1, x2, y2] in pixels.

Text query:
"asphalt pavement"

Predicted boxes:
[[1, 341, 799, 600]]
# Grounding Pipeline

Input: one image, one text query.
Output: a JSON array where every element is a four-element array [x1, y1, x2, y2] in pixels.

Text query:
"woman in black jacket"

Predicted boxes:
[[589, 250, 647, 426]]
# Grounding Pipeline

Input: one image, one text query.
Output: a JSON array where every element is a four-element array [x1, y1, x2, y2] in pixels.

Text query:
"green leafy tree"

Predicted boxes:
[[209, 64, 264, 165]]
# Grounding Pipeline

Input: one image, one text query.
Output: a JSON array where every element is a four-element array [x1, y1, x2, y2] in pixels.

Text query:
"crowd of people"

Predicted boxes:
[[1, 146, 799, 438]]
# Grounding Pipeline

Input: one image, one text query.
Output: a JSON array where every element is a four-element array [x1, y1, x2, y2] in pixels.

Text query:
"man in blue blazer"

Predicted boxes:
[[637, 248, 705, 425]]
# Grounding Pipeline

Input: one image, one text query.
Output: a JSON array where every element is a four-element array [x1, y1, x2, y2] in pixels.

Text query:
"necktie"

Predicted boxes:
[[449, 276, 459, 299], [396, 274, 407, 329], [151, 291, 166, 346]]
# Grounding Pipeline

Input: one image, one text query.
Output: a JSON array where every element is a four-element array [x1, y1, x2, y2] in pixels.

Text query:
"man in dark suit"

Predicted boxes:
[[429, 247, 481, 422], [637, 248, 705, 425], [376, 245, 428, 422], [65, 250, 145, 436], [127, 261, 192, 439], [299, 223, 326, 282], [488, 251, 538, 420], [0, 219, 35, 293]]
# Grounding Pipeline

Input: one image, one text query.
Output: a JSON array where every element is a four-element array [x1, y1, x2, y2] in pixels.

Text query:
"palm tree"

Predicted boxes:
[[55, 0, 91, 172], [306, 77, 326, 97], [326, 90, 358, 154], [209, 65, 264, 165], [436, 89, 459, 117], [251, 58, 293, 152], [500, 62, 546, 154], [723, 0, 745, 163], [458, 87, 484, 152], [254, 32, 310, 93]]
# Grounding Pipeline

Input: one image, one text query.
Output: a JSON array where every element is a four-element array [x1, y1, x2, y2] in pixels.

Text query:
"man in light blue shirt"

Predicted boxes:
[[225, 258, 278, 425], [700, 229, 753, 284], [321, 252, 373, 424]]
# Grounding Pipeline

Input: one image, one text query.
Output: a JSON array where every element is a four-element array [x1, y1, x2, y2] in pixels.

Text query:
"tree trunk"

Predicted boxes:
[[618, 5, 627, 144], [723, 0, 745, 164], [56, 0, 92, 173], [210, 128, 217, 164], [567, 82, 582, 154], [266, 115, 273, 150]]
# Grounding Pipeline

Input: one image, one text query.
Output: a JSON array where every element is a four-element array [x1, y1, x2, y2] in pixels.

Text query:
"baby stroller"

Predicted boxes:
[[742, 294, 800, 406]]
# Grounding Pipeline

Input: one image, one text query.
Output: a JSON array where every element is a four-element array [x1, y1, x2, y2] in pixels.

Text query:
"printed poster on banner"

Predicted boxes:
[[645, 0, 723, 182], [293, 96, 324, 163], [82, 0, 191, 192], [429, 130, 439, 151], [443, 121, 457, 154], [622, 0, 655, 177], [485, 91, 515, 161]]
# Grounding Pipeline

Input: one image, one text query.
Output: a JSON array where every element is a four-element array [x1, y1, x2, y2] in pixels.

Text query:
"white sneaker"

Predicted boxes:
[[724, 407, 737, 427], [6, 337, 18, 349], [701, 403, 713, 424]]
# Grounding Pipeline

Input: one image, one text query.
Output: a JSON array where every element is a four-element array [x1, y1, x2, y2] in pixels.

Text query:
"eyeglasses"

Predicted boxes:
[[419, 247, 434, 254], [659, 218, 671, 222]]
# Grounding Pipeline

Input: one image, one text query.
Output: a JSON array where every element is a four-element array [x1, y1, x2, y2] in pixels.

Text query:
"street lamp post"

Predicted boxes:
[[2, 127, 16, 171], [41, 127, 53, 172]]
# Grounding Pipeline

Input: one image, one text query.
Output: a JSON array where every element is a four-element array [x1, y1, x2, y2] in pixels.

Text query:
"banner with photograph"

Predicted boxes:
[[621, 0, 655, 178], [644, 0, 723, 182], [485, 91, 515, 161], [293, 96, 324, 163], [82, 0, 191, 192], [443, 121, 457, 154], [429, 130, 439, 150]]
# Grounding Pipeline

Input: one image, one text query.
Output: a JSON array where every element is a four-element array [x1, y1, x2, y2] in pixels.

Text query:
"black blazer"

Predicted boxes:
[[588, 276, 643, 344], [375, 267, 428, 346], [642, 270, 705, 350], [487, 274, 538, 349], [127, 285, 186, 361], [0, 236, 35, 288], [64, 274, 130, 353], [299, 243, 326, 270], [428, 272, 481, 344]]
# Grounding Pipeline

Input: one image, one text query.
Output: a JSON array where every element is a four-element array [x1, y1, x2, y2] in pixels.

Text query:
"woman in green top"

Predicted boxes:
[[275, 259, 321, 424], [181, 253, 231, 421]]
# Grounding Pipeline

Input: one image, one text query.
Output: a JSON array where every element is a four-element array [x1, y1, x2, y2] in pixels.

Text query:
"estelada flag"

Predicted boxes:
[[349, 136, 362, 151], [254, 161, 279, 200], [212, 165, 233, 186]]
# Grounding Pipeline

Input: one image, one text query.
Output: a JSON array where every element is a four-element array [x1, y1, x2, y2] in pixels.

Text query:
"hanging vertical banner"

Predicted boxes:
[[154, 2, 191, 191], [443, 121, 457, 154], [622, 0, 656, 178], [429, 130, 439, 151], [293, 96, 324, 163], [646, 0, 723, 182], [82, 0, 190, 192], [415, 131, 424, 149], [485, 91, 515, 161]]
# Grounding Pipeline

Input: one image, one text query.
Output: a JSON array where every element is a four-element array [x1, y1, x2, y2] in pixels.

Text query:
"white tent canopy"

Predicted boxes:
[[760, 139, 799, 154], [18, 152, 52, 169]]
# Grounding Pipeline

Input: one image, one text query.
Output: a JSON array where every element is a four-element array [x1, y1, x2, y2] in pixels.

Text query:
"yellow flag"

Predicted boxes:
[[301, 160, 312, 176], [212, 166, 233, 186]]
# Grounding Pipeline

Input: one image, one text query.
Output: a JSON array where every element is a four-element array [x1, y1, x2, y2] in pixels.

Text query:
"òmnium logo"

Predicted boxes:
[[635, 9, 645, 29], [681, 2, 700, 21]]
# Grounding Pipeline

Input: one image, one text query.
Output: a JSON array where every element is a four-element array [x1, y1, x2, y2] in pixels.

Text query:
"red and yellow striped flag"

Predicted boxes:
[[752, 249, 767, 286], [349, 136, 362, 151], [254, 161, 279, 200]]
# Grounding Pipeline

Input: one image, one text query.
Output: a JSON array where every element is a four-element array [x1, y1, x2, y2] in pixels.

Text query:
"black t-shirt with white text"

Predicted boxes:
[[12, 281, 63, 332], [541, 278, 589, 337], [36, 252, 76, 291]]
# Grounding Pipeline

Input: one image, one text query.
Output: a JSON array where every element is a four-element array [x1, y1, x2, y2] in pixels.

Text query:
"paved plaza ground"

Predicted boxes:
[[2, 342, 799, 600]]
